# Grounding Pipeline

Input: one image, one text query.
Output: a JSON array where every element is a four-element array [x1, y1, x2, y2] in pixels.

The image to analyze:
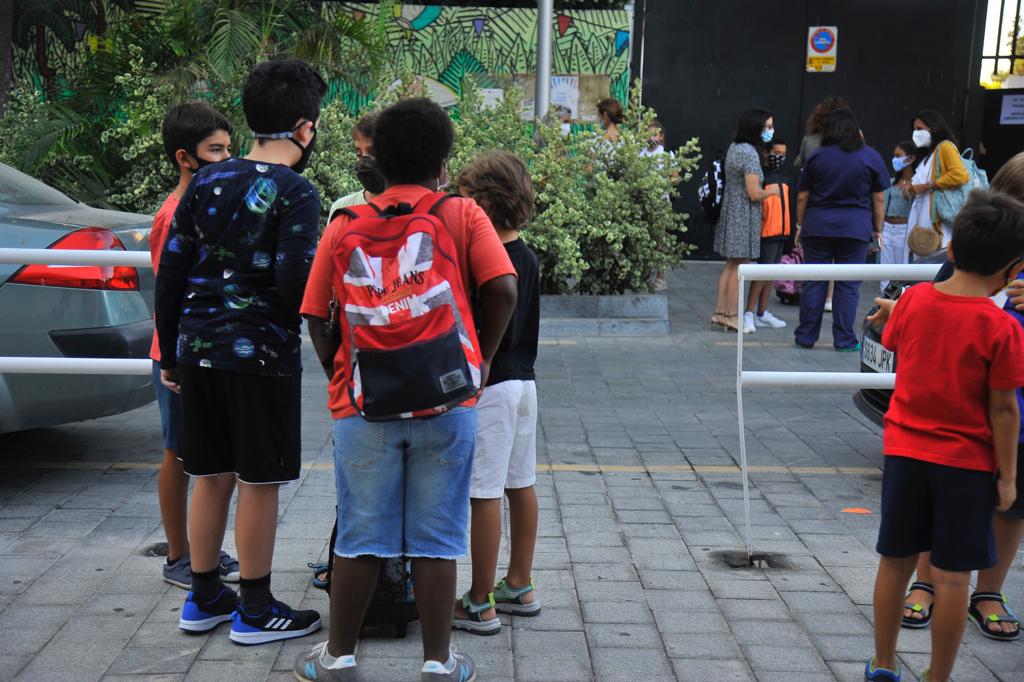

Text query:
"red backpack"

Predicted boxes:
[[331, 192, 482, 421]]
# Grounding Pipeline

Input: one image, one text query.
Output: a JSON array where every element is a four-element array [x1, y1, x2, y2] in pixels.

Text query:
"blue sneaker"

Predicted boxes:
[[229, 598, 321, 645], [179, 587, 238, 633], [864, 657, 901, 681]]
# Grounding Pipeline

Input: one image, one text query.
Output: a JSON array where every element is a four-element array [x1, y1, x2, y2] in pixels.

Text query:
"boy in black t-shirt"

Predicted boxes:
[[452, 151, 542, 635], [155, 58, 326, 645]]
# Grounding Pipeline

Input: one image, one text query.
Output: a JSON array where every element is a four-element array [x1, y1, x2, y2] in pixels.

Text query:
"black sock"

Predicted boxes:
[[191, 567, 223, 605], [240, 573, 272, 615]]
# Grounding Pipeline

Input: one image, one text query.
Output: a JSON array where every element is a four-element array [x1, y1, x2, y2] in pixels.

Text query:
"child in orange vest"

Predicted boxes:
[[743, 139, 792, 332]]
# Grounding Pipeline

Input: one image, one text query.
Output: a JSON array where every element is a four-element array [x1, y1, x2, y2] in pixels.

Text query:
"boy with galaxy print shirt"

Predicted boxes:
[[155, 59, 326, 645]]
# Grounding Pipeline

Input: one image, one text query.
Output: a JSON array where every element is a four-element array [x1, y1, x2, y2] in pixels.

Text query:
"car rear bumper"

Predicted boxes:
[[49, 319, 152, 359], [853, 389, 887, 428], [0, 283, 155, 434]]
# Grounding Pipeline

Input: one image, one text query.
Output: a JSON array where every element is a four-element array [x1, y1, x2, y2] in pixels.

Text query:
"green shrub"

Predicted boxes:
[[0, 62, 700, 294]]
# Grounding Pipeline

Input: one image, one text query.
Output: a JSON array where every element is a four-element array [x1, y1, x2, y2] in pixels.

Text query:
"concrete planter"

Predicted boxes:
[[540, 294, 669, 337]]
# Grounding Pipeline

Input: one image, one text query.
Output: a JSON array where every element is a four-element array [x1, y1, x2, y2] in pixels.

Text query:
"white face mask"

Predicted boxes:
[[912, 129, 932, 148]]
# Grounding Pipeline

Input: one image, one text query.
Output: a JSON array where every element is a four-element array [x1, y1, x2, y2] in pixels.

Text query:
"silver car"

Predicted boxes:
[[0, 163, 155, 434]]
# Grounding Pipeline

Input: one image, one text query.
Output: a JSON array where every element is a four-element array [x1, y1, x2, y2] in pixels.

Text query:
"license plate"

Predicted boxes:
[[861, 336, 894, 374]]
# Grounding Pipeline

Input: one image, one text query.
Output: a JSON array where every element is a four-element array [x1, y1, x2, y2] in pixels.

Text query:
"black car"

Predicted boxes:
[[853, 253, 949, 426]]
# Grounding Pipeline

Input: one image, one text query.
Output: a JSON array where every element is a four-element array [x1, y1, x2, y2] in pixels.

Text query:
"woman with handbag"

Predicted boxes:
[[906, 110, 968, 258]]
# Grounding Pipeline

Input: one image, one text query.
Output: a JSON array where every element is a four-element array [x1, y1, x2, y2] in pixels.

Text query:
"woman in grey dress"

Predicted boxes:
[[712, 108, 782, 331]]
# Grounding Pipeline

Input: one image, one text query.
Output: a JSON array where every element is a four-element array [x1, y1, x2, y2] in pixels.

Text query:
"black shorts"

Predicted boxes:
[[1001, 442, 1024, 519], [876, 455, 996, 572], [178, 364, 301, 484], [758, 239, 785, 265]]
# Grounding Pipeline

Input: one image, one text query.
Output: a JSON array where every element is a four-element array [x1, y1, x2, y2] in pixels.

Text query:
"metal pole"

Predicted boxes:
[[0, 248, 150, 267], [736, 271, 753, 562], [534, 0, 554, 121], [637, 0, 647, 97], [0, 357, 151, 374]]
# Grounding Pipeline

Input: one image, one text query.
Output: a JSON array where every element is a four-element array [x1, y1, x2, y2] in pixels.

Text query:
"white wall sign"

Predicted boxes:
[[1001, 93, 1024, 125], [806, 26, 837, 73]]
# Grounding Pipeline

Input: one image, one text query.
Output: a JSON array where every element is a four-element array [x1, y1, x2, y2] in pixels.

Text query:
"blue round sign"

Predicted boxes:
[[811, 28, 835, 54]]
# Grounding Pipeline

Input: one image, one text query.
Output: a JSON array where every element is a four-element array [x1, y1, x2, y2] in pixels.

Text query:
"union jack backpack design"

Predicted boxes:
[[332, 192, 481, 421]]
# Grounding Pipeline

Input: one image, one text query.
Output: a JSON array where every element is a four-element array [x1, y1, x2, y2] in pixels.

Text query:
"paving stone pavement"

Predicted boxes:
[[2, 262, 1024, 681]]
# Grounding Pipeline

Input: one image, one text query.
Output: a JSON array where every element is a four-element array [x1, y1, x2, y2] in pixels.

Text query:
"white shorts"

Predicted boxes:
[[470, 379, 538, 499]]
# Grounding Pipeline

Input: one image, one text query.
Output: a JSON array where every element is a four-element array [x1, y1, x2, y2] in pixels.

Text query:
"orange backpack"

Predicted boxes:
[[761, 182, 791, 239]]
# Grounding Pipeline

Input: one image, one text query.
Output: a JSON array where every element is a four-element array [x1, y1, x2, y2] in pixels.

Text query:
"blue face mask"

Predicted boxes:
[[761, 127, 775, 144], [892, 156, 910, 172]]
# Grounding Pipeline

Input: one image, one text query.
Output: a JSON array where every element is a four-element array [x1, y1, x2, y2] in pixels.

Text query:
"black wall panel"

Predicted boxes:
[[633, 0, 987, 257]]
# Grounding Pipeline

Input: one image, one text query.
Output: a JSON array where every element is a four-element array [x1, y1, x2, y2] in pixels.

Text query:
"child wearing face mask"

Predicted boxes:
[[328, 112, 385, 222], [879, 141, 917, 290], [742, 139, 791, 331], [866, 190, 1024, 682], [152, 103, 239, 591]]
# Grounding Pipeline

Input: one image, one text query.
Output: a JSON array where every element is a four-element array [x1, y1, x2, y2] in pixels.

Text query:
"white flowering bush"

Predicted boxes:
[[449, 80, 700, 293]]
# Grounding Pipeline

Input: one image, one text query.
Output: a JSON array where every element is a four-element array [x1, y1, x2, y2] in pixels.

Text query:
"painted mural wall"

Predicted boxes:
[[11, 3, 632, 117], [335, 3, 633, 116]]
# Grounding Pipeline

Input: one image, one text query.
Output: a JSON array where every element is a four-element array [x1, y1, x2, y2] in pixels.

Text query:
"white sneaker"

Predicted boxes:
[[755, 311, 787, 329], [742, 312, 756, 334], [824, 299, 833, 313]]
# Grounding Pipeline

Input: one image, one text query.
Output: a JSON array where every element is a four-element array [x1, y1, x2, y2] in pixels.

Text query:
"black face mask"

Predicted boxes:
[[355, 156, 386, 195], [187, 152, 219, 173], [288, 127, 317, 174], [765, 153, 786, 173]]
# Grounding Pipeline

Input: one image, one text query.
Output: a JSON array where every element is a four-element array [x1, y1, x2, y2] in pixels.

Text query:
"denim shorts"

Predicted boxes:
[[332, 407, 476, 559], [152, 361, 181, 453]]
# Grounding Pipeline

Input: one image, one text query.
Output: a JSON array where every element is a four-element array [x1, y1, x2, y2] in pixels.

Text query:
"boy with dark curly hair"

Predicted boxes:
[[296, 98, 517, 681]]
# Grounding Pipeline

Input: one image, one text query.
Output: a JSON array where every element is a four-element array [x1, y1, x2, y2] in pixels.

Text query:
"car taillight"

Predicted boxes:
[[11, 227, 139, 290]]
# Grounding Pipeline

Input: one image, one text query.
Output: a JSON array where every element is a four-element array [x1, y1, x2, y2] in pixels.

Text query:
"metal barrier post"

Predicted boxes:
[[734, 262, 941, 562], [736, 270, 753, 561]]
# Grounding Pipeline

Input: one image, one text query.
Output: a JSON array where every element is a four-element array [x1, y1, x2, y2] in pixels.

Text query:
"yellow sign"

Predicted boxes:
[[806, 26, 837, 73]]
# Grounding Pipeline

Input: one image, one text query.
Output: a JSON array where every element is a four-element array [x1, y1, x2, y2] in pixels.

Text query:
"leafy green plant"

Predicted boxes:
[[448, 78, 700, 294], [1, 34, 699, 293]]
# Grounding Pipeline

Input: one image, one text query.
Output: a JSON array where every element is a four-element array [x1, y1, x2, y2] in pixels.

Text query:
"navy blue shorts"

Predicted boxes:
[[152, 361, 181, 452], [1002, 442, 1024, 519], [877, 455, 996, 572]]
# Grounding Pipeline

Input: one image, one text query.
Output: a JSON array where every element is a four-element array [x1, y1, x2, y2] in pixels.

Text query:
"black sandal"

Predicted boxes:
[[901, 581, 934, 629], [968, 591, 1021, 641]]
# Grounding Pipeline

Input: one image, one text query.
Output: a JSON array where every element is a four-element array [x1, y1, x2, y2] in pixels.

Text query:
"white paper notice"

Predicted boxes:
[[1001, 93, 1024, 125]]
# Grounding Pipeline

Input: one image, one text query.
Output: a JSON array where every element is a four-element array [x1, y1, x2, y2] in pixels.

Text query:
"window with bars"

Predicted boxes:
[[982, 0, 1024, 88]]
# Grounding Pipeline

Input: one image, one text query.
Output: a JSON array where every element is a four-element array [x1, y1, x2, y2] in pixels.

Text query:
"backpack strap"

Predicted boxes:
[[337, 203, 380, 221], [414, 191, 460, 216], [368, 192, 459, 219]]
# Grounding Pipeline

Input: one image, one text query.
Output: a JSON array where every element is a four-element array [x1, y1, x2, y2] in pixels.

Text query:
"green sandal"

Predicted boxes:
[[493, 577, 541, 616], [452, 592, 500, 636]]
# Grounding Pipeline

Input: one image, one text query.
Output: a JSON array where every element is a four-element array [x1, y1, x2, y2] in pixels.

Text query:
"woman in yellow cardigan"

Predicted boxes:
[[906, 110, 968, 254]]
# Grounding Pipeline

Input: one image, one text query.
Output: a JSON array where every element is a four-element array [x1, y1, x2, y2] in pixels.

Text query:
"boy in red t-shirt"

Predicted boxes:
[[866, 190, 1024, 682], [150, 103, 234, 590], [295, 98, 517, 682]]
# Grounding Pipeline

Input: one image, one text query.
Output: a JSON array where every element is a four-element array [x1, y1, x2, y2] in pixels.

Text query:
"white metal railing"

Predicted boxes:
[[735, 263, 942, 560], [0, 248, 153, 375], [0, 248, 150, 267]]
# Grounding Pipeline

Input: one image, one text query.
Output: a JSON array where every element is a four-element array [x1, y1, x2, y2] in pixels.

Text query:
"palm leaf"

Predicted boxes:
[[208, 6, 261, 80]]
